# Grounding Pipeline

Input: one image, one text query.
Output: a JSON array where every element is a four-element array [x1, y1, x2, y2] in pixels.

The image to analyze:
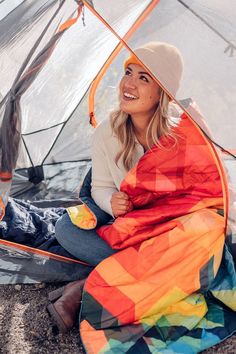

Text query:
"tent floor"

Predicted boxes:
[[0, 282, 235, 354]]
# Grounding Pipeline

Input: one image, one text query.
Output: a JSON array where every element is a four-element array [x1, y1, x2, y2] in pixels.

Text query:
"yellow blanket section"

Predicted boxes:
[[67, 203, 97, 230]]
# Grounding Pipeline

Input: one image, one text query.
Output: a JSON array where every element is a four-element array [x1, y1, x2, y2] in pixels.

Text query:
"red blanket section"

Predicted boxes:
[[97, 114, 223, 249]]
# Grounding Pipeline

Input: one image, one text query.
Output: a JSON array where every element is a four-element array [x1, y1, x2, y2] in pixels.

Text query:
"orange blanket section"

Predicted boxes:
[[85, 208, 224, 327], [97, 113, 224, 249], [80, 114, 226, 354]]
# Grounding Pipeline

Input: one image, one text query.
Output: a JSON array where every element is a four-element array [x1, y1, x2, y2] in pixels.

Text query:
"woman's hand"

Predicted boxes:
[[111, 191, 133, 217]]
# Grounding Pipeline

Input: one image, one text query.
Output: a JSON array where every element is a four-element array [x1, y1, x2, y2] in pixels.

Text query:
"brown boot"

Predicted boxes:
[[47, 279, 85, 333]]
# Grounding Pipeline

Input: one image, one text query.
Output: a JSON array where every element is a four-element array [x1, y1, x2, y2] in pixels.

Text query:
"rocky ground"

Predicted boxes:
[[0, 283, 235, 354]]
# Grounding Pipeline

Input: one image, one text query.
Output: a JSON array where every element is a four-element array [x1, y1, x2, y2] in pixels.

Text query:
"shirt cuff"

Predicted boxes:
[[91, 188, 116, 217]]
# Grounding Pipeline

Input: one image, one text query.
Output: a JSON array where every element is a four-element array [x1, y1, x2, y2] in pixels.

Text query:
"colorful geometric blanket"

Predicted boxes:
[[79, 115, 236, 353]]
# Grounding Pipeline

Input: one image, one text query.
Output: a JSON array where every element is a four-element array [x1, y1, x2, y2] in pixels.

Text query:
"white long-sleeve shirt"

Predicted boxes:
[[91, 118, 145, 216]]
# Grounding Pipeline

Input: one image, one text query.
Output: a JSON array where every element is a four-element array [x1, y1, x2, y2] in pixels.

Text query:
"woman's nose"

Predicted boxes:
[[125, 77, 136, 89]]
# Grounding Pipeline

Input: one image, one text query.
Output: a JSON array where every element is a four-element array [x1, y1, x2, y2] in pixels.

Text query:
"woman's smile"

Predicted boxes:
[[122, 91, 139, 100]]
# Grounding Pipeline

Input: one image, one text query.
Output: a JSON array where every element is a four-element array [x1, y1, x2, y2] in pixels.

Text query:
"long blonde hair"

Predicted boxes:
[[111, 90, 177, 171]]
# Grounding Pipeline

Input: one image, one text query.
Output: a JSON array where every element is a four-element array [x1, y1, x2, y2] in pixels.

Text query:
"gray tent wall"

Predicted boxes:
[[1, 0, 156, 200], [0, 0, 25, 21], [0, 0, 95, 283]]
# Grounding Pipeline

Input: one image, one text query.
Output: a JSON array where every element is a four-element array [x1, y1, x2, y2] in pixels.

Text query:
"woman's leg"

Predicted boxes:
[[55, 212, 116, 266], [48, 213, 116, 332], [47, 278, 85, 333]]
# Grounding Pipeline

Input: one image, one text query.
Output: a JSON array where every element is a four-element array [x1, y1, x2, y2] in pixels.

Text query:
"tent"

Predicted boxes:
[[1, 0, 235, 280], [0, 0, 236, 352]]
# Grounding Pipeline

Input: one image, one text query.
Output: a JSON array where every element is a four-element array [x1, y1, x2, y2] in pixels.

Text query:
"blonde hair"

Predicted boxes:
[[111, 90, 177, 171]]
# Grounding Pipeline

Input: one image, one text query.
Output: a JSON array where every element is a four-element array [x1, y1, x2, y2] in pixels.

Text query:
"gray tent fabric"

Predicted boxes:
[[0, 247, 92, 284], [0, 0, 81, 175], [0, 0, 235, 285], [0, 0, 93, 283], [0, 0, 25, 21]]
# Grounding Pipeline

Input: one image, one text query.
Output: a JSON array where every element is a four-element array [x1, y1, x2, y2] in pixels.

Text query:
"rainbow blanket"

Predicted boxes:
[[79, 115, 236, 353]]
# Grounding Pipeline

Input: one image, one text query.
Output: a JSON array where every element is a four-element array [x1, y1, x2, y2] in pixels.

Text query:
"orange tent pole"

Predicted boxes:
[[82, 0, 160, 127], [181, 111, 229, 233]]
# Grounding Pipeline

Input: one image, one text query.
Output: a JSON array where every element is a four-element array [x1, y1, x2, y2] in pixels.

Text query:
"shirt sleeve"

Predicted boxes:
[[91, 123, 117, 216]]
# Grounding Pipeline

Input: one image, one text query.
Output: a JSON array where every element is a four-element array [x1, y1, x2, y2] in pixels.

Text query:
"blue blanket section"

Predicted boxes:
[[0, 197, 75, 259]]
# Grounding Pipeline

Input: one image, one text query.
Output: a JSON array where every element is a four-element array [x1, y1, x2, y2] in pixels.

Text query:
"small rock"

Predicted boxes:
[[34, 283, 46, 289], [14, 284, 22, 291], [29, 330, 41, 339], [46, 328, 52, 337]]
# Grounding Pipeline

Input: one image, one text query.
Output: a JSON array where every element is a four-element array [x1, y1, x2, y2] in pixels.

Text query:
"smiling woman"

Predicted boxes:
[[47, 42, 229, 346], [112, 41, 183, 170], [119, 64, 161, 154], [48, 41, 186, 331], [92, 42, 183, 217]]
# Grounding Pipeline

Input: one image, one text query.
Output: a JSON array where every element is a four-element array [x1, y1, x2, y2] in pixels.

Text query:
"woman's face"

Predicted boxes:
[[119, 63, 161, 118]]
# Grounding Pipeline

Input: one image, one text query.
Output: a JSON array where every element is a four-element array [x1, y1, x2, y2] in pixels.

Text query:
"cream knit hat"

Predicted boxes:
[[124, 42, 184, 97]]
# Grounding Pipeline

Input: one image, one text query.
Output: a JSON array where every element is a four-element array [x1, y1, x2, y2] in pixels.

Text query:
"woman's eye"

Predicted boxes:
[[140, 75, 149, 82], [125, 69, 131, 76]]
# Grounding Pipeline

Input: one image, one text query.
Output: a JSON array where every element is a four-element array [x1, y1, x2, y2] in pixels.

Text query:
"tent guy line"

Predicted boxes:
[[177, 0, 236, 55]]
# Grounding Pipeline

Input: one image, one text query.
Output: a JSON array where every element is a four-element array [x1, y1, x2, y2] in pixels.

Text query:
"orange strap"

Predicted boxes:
[[20, 3, 85, 83], [0, 171, 12, 182], [58, 2, 84, 33]]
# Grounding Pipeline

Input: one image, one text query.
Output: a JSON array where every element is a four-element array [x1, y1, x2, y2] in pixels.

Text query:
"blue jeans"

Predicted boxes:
[[55, 213, 117, 266]]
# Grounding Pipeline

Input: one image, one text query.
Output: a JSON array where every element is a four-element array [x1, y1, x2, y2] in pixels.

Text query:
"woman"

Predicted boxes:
[[47, 42, 188, 331], [54, 40, 183, 250]]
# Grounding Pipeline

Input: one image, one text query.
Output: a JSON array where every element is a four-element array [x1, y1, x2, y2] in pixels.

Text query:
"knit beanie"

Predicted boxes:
[[124, 42, 184, 97]]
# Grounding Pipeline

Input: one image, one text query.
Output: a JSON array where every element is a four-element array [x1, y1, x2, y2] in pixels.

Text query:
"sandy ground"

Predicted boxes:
[[0, 283, 235, 354]]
